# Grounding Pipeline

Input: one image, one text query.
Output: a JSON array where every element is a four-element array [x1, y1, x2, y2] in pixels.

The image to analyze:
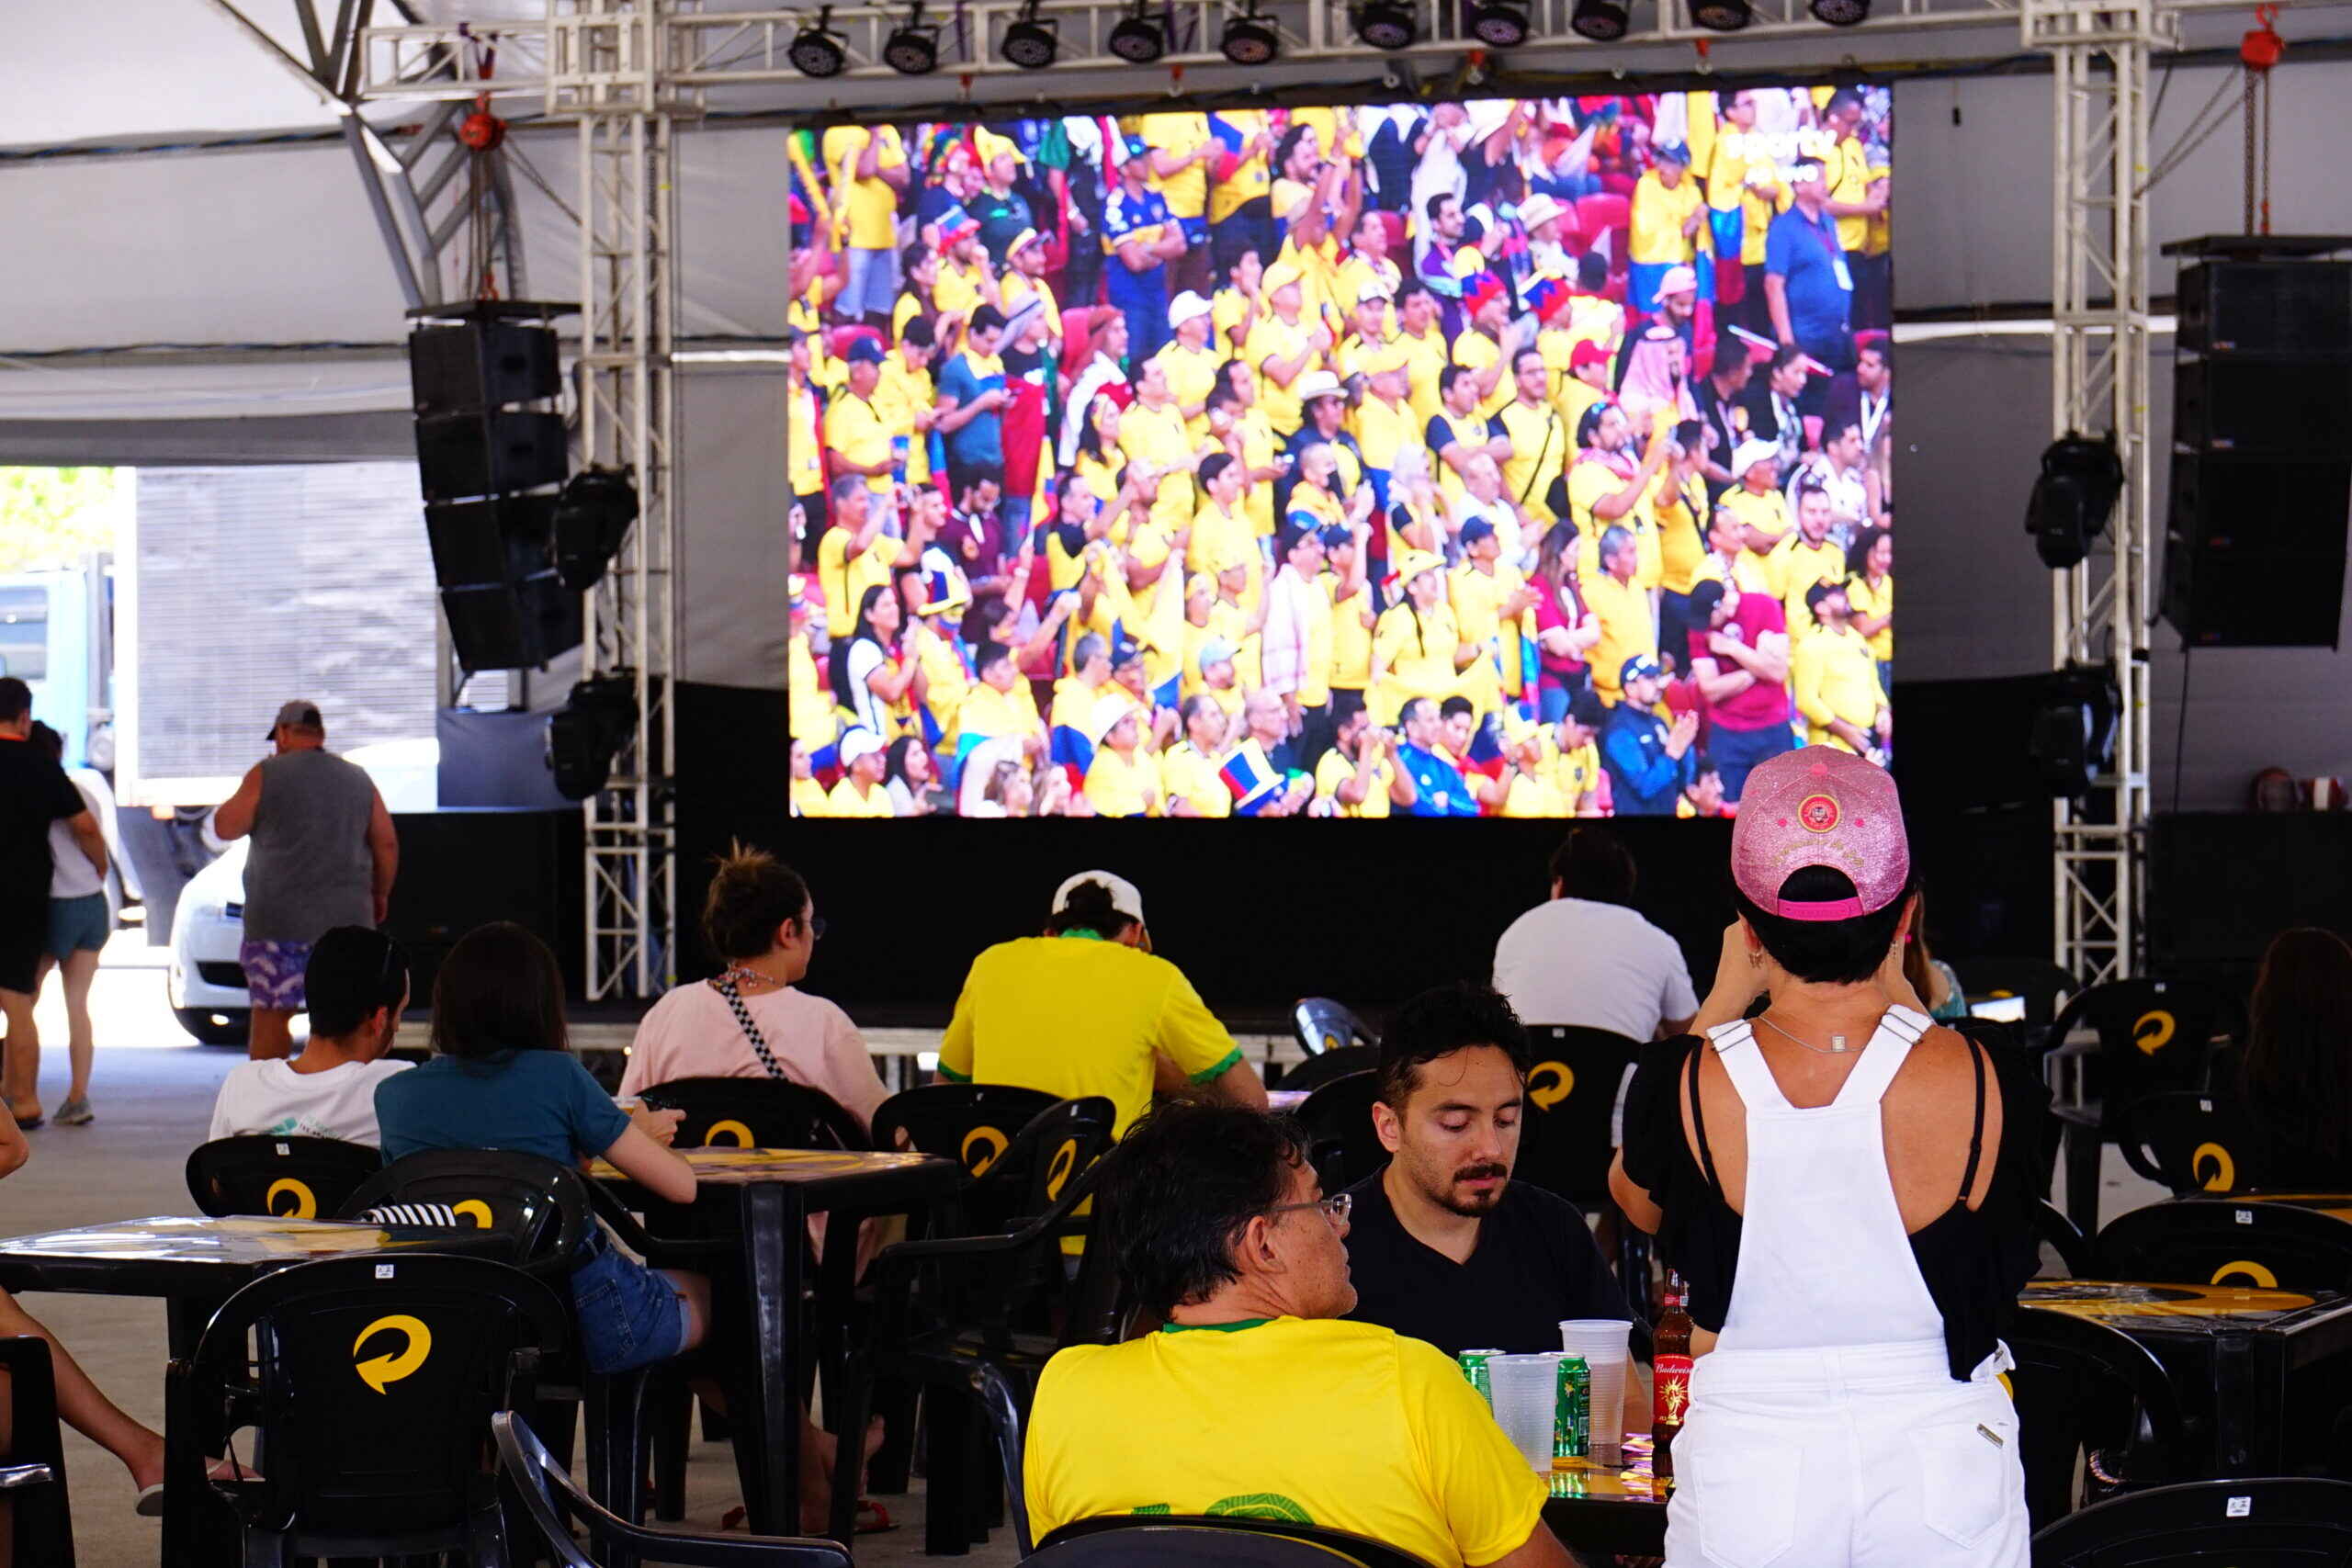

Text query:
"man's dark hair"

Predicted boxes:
[[430, 920, 568, 1058], [1394, 276, 1432, 309], [305, 926, 411, 1039], [1046, 876, 1136, 940], [1376, 982, 1532, 1110], [1859, 340, 1892, 370], [1550, 825, 1637, 905], [1690, 759, 1721, 785], [900, 316, 936, 349], [969, 303, 1008, 335], [1577, 252, 1609, 291], [0, 677, 29, 723], [1512, 345, 1545, 375], [1398, 695, 1436, 727], [1825, 87, 1865, 118], [1424, 191, 1456, 225], [1198, 451, 1234, 489], [900, 242, 934, 276], [1736, 866, 1911, 986], [1806, 580, 1843, 613], [1439, 364, 1470, 400], [1098, 1102, 1313, 1319], [1770, 344, 1806, 378], [1440, 695, 1476, 722], [1673, 419, 1707, 454], [831, 471, 868, 506], [702, 843, 814, 963], [975, 639, 1012, 676], [1687, 579, 1727, 626]]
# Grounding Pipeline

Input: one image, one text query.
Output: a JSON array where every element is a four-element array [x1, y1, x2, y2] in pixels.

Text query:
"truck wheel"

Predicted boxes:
[[174, 1007, 250, 1047]]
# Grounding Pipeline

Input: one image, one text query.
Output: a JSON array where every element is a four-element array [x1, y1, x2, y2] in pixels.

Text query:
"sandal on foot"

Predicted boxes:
[[855, 1499, 896, 1535]]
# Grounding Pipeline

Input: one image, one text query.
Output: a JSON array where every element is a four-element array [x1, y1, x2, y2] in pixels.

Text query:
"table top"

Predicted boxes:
[[1543, 1435, 1664, 1507], [2210, 1192, 2352, 1224], [591, 1145, 956, 1190], [0, 1214, 508, 1294], [2020, 1278, 2326, 1331]]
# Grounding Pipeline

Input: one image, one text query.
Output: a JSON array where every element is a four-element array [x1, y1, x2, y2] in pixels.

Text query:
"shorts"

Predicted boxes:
[[240, 939, 313, 1011], [571, 1230, 689, 1374], [0, 902, 43, 994], [46, 893, 107, 961], [841, 245, 900, 320]]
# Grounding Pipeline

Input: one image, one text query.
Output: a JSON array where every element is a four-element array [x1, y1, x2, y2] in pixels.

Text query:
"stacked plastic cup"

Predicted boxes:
[[1558, 1319, 1631, 1467], [1485, 1352, 1561, 1472]]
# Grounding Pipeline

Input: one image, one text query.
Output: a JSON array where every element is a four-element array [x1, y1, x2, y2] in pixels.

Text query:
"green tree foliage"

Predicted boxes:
[[0, 468, 121, 573]]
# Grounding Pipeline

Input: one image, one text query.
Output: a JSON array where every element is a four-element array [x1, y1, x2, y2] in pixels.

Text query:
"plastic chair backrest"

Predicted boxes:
[[1280, 1045, 1380, 1093], [1295, 1071, 1385, 1193], [638, 1077, 871, 1152], [494, 1409, 852, 1568], [2032, 1200, 2093, 1278], [2029, 1476, 2352, 1566], [187, 1134, 385, 1221], [1291, 998, 1378, 1059], [2091, 1197, 2352, 1293], [872, 1083, 1061, 1179], [338, 1148, 589, 1278], [182, 1254, 569, 1549], [1514, 1026, 1642, 1207], [1038, 1516, 1442, 1568], [989, 1096, 1117, 1226], [2005, 1306, 2188, 1529], [2123, 1091, 2263, 1195], [2051, 978, 2242, 1119]]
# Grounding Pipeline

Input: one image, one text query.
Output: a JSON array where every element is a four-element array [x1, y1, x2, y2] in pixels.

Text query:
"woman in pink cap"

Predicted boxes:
[[1611, 745, 2043, 1568]]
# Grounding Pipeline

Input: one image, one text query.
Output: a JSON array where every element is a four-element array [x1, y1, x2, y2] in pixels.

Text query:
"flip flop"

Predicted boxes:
[[855, 1498, 897, 1535], [136, 1461, 261, 1516]]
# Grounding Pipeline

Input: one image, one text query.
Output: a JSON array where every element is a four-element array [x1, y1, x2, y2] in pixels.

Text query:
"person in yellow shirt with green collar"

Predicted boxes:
[[1792, 581, 1891, 758], [1024, 1101, 1566, 1568]]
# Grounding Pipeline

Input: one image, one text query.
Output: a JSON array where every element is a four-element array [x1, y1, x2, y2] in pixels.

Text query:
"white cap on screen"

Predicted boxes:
[[1053, 871, 1146, 930]]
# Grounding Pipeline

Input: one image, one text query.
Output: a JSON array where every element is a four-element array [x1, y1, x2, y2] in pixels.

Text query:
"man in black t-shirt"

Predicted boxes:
[[1342, 981, 1650, 1436], [0, 677, 107, 1123]]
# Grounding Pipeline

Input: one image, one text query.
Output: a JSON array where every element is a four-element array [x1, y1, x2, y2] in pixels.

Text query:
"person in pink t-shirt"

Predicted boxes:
[[622, 848, 888, 1131]]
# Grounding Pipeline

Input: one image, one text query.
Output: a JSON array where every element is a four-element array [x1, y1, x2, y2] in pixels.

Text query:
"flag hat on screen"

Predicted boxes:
[[1054, 871, 1146, 927], [1217, 738, 1281, 812], [1733, 748, 1909, 921]]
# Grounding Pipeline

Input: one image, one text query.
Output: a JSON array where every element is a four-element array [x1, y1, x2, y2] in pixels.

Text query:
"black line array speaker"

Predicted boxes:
[[2165, 247, 2352, 648], [409, 303, 582, 672]]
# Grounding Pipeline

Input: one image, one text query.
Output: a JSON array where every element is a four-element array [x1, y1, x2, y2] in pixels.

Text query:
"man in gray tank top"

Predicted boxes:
[[211, 700, 399, 1061]]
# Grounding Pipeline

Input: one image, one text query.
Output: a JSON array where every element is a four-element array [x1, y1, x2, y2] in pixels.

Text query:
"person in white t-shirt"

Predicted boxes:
[[209, 925, 413, 1145], [621, 847, 888, 1131], [1492, 827, 1699, 1042]]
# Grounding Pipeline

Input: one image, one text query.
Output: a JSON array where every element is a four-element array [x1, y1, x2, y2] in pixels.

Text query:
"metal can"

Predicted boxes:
[[1458, 1348, 1502, 1409], [1554, 1354, 1590, 1462]]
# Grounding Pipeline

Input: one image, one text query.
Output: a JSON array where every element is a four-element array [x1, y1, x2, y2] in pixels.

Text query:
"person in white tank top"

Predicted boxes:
[[1610, 748, 2032, 1568]]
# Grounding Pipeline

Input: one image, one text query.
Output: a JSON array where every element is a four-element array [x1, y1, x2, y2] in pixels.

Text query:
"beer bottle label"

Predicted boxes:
[[1654, 1353, 1694, 1427]]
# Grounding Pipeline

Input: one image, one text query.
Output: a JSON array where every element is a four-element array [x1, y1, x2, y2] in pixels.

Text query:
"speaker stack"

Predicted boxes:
[[408, 301, 583, 671], [2163, 236, 2352, 648]]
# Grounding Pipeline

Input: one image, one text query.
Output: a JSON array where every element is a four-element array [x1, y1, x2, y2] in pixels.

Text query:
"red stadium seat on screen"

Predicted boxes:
[[1375, 211, 1408, 258], [826, 324, 882, 363], [1059, 307, 1098, 380], [1577, 194, 1629, 237]]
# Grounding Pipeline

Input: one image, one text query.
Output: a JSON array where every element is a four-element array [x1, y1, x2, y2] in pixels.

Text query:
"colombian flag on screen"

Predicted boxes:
[[1219, 739, 1280, 816]]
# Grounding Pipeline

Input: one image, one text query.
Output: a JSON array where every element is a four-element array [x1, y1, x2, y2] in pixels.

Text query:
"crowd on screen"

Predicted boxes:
[[787, 88, 1897, 818]]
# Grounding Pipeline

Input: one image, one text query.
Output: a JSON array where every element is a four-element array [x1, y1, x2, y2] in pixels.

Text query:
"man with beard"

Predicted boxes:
[[1341, 982, 1647, 1431]]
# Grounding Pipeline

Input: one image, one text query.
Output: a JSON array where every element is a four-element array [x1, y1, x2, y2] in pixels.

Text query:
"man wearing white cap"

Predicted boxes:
[[1153, 291, 1221, 437], [1332, 209, 1403, 335], [1337, 281, 1409, 516], [1278, 370, 1365, 519], [823, 728, 893, 818], [1081, 698, 1160, 820], [1719, 437, 1792, 558], [937, 871, 1268, 1135]]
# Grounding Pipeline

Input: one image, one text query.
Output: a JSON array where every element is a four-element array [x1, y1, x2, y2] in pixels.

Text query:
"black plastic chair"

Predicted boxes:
[[1291, 998, 1379, 1059], [0, 1336, 76, 1566], [2030, 1475, 2352, 1565], [1278, 1045, 1380, 1094], [164, 1253, 569, 1566], [1515, 1025, 1642, 1208], [2007, 1307, 2190, 1529], [2092, 1197, 2352, 1292], [2033, 1199, 2095, 1278], [828, 1096, 1120, 1555], [637, 1077, 871, 1152], [186, 1134, 385, 1220], [1038, 1516, 1442, 1568], [1293, 1071, 1385, 1194], [493, 1409, 850, 1568], [873, 1083, 1060, 1228], [2122, 1091, 2264, 1196], [2046, 978, 2244, 1235]]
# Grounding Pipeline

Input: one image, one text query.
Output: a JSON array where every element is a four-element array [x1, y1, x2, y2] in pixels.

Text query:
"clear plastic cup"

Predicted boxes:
[[1559, 1320, 1630, 1467], [1486, 1352, 1561, 1472]]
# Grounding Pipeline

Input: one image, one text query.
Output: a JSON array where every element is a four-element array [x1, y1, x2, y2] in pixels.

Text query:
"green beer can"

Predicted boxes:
[[1555, 1354, 1589, 1461], [1458, 1348, 1502, 1409]]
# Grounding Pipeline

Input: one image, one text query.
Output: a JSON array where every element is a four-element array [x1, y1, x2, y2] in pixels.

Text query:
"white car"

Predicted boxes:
[[166, 740, 438, 1046]]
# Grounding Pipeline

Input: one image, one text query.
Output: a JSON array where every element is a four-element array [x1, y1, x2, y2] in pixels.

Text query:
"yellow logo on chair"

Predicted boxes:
[[451, 1200, 494, 1229], [2132, 1010, 2177, 1055], [265, 1179, 317, 1220], [1046, 1140, 1080, 1201], [352, 1314, 433, 1393], [1527, 1063, 1574, 1111], [2191, 1142, 2236, 1192], [961, 1126, 1009, 1176], [706, 1120, 755, 1148], [2211, 1259, 2278, 1289]]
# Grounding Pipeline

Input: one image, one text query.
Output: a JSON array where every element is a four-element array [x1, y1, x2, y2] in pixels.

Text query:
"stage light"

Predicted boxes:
[[2026, 663, 2120, 798], [1810, 0, 1870, 22], [552, 466, 640, 593], [1001, 1, 1058, 66], [546, 673, 639, 801], [2025, 432, 2125, 570], [1107, 1, 1167, 60], [1353, 0, 1418, 49], [788, 7, 849, 75], [1465, 0, 1530, 47], [1570, 0, 1629, 39], [882, 4, 940, 73], [1220, 4, 1279, 62], [1689, 0, 1751, 28]]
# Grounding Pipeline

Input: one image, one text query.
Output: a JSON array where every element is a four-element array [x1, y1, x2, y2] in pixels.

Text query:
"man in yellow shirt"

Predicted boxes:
[[1494, 348, 1568, 529], [1822, 90, 1884, 260], [789, 739, 830, 818], [1792, 581, 1890, 757], [823, 339, 897, 496], [1392, 279, 1452, 428], [1186, 453, 1261, 611], [787, 581, 829, 747], [823, 728, 895, 818], [815, 476, 902, 640], [1583, 525, 1657, 706], [1547, 691, 1608, 816], [1159, 696, 1233, 818], [937, 872, 1265, 1128], [1498, 714, 1566, 818], [873, 319, 937, 487], [820, 124, 910, 326], [1768, 479, 1848, 641], [1245, 261, 1330, 438], [1118, 358, 1205, 536], [1565, 402, 1669, 548], [1719, 436, 1792, 557], [1082, 700, 1162, 818], [1155, 292, 1224, 439], [786, 329, 825, 543], [1025, 1102, 1566, 1568], [1427, 366, 1509, 510], [1628, 142, 1705, 316], [1322, 523, 1374, 720], [1450, 519, 1536, 717], [1449, 273, 1521, 421], [1138, 109, 1217, 299], [1337, 284, 1409, 513]]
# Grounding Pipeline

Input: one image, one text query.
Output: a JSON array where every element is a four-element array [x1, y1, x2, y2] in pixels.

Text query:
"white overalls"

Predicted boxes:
[[1662, 1006, 2030, 1568]]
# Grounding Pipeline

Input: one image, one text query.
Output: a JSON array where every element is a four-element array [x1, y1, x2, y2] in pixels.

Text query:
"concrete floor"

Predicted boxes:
[[6, 942, 2162, 1565]]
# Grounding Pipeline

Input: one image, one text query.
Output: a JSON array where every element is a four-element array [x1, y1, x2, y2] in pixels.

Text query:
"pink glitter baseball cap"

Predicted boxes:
[[1732, 747, 1909, 920]]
